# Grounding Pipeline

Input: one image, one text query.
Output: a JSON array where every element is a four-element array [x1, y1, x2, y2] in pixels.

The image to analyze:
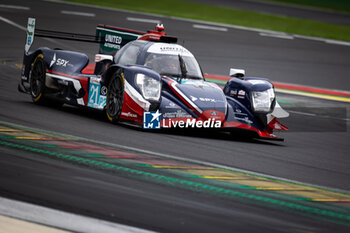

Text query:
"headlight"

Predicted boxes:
[[251, 88, 275, 113], [135, 73, 161, 101]]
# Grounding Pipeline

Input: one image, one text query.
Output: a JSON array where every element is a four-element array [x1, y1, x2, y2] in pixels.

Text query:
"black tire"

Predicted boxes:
[[30, 54, 46, 104], [29, 54, 63, 108], [106, 71, 125, 123]]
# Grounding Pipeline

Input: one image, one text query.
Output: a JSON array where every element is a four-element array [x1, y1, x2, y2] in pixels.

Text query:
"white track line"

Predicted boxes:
[[259, 32, 294, 40], [127, 17, 160, 24], [60, 10, 95, 17], [288, 110, 350, 121], [193, 24, 228, 32], [325, 39, 350, 46], [0, 197, 154, 233], [288, 110, 316, 116], [0, 4, 30, 10], [0, 16, 26, 30], [0, 15, 78, 50]]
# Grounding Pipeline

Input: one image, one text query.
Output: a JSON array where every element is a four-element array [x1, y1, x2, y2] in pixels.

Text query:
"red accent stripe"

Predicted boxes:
[[81, 63, 95, 74], [204, 74, 350, 98], [120, 91, 143, 124], [223, 121, 277, 138], [138, 34, 161, 41]]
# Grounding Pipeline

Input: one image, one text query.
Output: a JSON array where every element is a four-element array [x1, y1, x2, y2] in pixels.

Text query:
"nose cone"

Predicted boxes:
[[200, 110, 226, 122], [176, 80, 227, 118]]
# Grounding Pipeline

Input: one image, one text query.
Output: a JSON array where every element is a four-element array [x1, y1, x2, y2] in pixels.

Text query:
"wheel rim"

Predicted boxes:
[[30, 59, 45, 98], [107, 76, 123, 117]]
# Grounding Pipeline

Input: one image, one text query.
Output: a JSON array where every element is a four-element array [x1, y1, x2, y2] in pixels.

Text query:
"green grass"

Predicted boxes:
[[268, 0, 350, 13], [65, 0, 350, 42]]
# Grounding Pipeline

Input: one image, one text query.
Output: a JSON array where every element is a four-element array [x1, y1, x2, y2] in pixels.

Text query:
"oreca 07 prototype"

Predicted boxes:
[[19, 18, 288, 140]]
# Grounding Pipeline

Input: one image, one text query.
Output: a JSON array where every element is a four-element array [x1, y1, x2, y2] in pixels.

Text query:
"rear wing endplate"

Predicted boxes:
[[25, 18, 35, 54]]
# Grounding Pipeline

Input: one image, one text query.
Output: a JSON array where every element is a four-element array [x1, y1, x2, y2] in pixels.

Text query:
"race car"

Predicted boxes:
[[18, 18, 288, 140]]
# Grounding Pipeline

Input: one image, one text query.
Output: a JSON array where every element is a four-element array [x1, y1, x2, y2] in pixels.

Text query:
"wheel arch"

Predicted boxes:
[[102, 64, 125, 87]]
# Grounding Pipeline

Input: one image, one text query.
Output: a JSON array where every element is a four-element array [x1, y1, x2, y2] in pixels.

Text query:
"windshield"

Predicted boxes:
[[144, 53, 203, 79]]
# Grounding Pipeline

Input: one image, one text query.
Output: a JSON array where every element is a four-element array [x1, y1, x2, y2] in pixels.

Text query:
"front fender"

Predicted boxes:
[[103, 64, 161, 95], [225, 95, 264, 131]]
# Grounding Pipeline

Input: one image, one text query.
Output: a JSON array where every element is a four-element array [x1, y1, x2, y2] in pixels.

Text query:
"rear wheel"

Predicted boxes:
[[106, 71, 124, 123], [30, 54, 46, 104], [29, 54, 63, 108]]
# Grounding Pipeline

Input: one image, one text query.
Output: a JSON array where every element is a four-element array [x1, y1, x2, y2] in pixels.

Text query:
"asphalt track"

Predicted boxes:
[[0, 0, 350, 232]]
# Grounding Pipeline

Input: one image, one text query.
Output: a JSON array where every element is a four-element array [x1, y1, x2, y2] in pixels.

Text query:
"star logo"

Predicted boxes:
[[50, 53, 56, 68], [143, 110, 162, 129], [151, 110, 162, 122]]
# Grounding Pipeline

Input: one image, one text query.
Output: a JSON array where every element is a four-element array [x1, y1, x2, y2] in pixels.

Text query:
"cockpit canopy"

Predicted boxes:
[[114, 41, 203, 79]]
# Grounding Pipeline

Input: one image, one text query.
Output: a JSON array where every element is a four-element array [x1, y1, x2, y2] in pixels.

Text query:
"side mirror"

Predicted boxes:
[[94, 54, 113, 75], [95, 54, 113, 63], [229, 68, 245, 79]]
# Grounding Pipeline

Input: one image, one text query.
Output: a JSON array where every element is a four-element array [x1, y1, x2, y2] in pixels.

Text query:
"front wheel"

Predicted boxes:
[[106, 71, 125, 123]]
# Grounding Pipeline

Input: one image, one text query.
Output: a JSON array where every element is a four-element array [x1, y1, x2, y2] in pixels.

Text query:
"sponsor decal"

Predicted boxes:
[[147, 43, 194, 57], [164, 102, 177, 108], [163, 118, 221, 128], [143, 111, 221, 129], [96, 27, 142, 54], [88, 78, 106, 109], [190, 95, 198, 102], [90, 77, 100, 84], [50, 53, 69, 68], [234, 108, 248, 116], [105, 34, 122, 44], [160, 46, 187, 53], [163, 110, 192, 119], [230, 89, 237, 96], [50, 53, 56, 68], [199, 97, 216, 102], [56, 58, 69, 67], [238, 90, 246, 99], [121, 112, 138, 118], [143, 110, 161, 129], [234, 116, 253, 124], [25, 18, 35, 53], [190, 96, 216, 103], [104, 34, 122, 50], [95, 55, 102, 62], [101, 86, 107, 96]]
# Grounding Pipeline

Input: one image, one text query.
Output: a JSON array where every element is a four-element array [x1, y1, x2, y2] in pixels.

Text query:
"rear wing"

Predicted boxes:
[[96, 25, 145, 55], [95, 24, 178, 55], [25, 18, 177, 55]]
